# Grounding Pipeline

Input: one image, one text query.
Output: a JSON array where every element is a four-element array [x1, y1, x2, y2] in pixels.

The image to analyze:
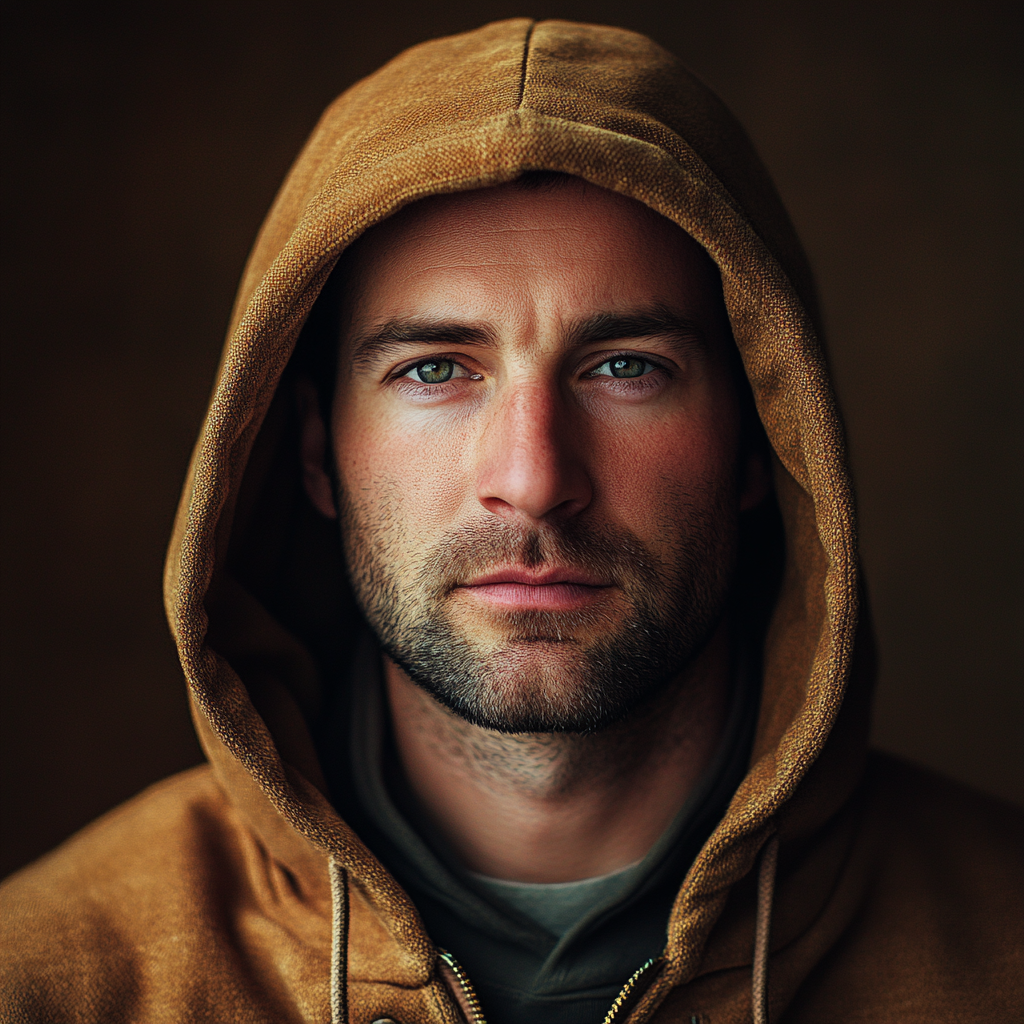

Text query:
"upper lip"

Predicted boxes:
[[460, 567, 612, 587]]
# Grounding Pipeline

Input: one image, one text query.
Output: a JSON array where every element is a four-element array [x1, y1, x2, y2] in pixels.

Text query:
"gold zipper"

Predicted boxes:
[[601, 958, 663, 1024], [438, 950, 487, 1024], [437, 951, 663, 1024]]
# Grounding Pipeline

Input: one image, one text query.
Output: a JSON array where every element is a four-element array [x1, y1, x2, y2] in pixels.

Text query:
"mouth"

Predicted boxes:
[[454, 566, 615, 613]]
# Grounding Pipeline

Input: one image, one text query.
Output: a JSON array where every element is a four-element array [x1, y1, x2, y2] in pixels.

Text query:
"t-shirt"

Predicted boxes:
[[467, 861, 647, 938]]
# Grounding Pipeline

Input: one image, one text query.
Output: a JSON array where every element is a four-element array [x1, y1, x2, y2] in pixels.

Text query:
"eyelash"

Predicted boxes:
[[391, 356, 480, 387], [583, 353, 666, 381], [389, 351, 669, 390]]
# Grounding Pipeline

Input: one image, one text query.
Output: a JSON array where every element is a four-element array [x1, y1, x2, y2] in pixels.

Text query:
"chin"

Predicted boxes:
[[397, 642, 662, 735]]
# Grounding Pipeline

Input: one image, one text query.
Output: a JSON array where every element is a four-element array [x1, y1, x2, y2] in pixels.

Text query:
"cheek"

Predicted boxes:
[[589, 409, 738, 535], [332, 399, 473, 535]]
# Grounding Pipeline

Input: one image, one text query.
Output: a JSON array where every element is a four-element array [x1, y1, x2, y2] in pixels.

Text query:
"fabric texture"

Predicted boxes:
[[2, 18, 1022, 1023]]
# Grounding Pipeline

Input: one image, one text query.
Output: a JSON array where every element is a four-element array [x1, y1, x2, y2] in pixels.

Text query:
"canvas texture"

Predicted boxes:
[[2, 19, 1021, 1023]]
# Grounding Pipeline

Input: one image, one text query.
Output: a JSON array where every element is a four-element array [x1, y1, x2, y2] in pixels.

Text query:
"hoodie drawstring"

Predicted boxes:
[[752, 832, 780, 1024], [329, 858, 349, 1024]]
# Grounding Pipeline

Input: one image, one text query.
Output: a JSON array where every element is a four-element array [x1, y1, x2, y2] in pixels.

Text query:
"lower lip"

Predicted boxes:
[[456, 582, 611, 612]]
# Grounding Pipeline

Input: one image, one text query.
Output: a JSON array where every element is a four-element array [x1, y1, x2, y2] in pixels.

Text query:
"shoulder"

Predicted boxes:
[[860, 750, 1024, 955], [788, 751, 1024, 1022], [0, 765, 242, 1022], [1, 764, 234, 902]]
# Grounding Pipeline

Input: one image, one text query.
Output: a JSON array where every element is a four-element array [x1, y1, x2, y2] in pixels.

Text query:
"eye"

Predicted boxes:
[[404, 359, 456, 384], [590, 356, 656, 379]]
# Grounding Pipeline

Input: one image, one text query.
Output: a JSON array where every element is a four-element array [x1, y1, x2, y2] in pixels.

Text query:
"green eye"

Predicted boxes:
[[412, 359, 454, 383], [605, 356, 650, 378]]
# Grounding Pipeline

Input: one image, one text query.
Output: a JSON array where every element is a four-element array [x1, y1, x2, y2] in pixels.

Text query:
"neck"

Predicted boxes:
[[383, 623, 733, 883]]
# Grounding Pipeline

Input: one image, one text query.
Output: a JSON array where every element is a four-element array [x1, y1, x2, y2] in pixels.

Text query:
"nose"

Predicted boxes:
[[476, 382, 593, 522]]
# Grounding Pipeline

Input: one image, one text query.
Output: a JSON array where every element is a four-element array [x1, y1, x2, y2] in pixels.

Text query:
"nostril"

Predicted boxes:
[[476, 450, 593, 523], [479, 495, 517, 517]]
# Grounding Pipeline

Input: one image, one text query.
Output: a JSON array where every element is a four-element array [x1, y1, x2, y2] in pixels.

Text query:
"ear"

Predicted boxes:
[[739, 443, 772, 512], [296, 376, 338, 520]]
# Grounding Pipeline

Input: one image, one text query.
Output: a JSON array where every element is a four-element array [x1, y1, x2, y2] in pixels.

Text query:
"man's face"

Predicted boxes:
[[323, 180, 754, 733]]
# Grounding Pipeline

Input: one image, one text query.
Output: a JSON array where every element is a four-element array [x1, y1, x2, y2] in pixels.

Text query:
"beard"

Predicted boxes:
[[339, 487, 737, 735]]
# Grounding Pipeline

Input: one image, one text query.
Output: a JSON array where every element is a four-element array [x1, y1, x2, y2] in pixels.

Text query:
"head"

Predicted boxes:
[[299, 174, 769, 734]]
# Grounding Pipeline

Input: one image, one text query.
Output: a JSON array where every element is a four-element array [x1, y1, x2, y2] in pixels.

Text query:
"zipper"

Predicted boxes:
[[438, 950, 487, 1024], [437, 951, 664, 1024], [601, 958, 663, 1024]]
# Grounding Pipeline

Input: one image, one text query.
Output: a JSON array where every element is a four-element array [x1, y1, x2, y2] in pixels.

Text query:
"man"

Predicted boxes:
[[1, 18, 1020, 1024]]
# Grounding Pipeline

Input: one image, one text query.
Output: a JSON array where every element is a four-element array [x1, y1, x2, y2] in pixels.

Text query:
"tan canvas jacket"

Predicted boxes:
[[2, 19, 1022, 1024]]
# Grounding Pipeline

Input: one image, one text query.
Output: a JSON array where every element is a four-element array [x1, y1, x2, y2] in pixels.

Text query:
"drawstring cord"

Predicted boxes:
[[329, 858, 349, 1024], [751, 832, 780, 1024]]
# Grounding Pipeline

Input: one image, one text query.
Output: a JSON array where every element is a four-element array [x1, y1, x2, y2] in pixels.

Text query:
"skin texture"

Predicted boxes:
[[300, 180, 767, 881]]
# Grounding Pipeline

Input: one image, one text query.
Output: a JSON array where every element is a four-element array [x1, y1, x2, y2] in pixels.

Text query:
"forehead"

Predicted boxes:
[[338, 180, 725, 333]]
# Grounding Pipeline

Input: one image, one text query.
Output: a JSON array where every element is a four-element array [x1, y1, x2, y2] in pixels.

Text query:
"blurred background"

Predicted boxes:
[[2, 0, 1021, 878]]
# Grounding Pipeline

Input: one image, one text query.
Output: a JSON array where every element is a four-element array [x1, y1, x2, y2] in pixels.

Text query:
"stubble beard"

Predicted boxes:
[[339, 486, 737, 735]]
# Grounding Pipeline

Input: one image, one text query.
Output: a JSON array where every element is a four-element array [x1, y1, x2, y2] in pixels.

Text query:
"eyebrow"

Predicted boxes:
[[347, 305, 708, 370], [349, 319, 497, 370], [563, 308, 707, 351]]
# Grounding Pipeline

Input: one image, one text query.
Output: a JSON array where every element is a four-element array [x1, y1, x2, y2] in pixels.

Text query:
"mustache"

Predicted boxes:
[[414, 517, 669, 600]]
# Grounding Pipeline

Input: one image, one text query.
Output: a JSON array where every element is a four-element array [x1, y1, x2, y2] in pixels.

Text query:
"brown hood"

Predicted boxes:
[[163, 17, 870, 1017]]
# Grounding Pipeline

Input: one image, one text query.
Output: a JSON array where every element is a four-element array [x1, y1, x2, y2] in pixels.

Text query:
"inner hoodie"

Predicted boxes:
[[166, 18, 871, 1023]]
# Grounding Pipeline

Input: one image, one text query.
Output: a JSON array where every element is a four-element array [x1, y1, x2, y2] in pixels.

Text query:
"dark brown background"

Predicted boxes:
[[2, 0, 1021, 879]]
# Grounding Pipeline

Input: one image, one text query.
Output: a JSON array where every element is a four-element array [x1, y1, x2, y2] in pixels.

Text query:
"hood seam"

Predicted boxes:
[[515, 21, 536, 110]]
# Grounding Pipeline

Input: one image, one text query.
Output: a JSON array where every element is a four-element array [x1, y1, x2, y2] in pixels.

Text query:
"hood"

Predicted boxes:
[[164, 17, 872, 1019]]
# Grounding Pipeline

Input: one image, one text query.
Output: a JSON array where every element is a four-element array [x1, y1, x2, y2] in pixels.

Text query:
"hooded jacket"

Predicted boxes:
[[2, 19, 1021, 1024]]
